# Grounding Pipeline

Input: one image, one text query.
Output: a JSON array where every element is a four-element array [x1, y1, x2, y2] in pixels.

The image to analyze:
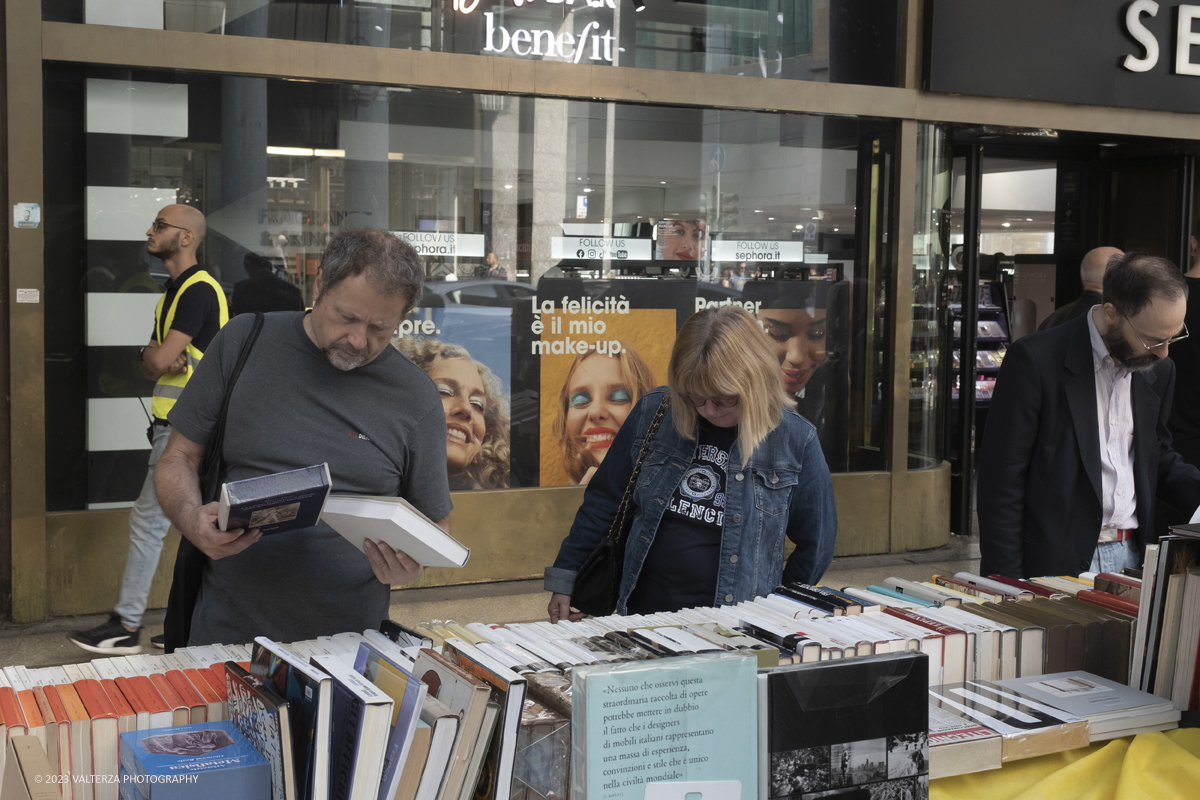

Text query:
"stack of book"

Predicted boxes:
[[1130, 525, 1200, 711], [1, 567, 1182, 796]]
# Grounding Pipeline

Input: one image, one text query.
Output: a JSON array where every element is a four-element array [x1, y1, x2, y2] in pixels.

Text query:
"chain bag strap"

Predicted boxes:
[[569, 393, 671, 617]]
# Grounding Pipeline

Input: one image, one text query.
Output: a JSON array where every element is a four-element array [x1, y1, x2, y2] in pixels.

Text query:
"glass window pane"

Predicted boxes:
[[43, 64, 895, 510]]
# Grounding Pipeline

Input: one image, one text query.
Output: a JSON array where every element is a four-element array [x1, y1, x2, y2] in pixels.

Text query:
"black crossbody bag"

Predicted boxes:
[[162, 313, 264, 653], [569, 393, 670, 617]]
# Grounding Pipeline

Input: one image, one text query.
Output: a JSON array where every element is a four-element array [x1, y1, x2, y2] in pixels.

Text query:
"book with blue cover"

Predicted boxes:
[[218, 463, 331, 534], [352, 642, 428, 800], [117, 721, 271, 800], [571, 651, 758, 800], [251, 638, 333, 800]]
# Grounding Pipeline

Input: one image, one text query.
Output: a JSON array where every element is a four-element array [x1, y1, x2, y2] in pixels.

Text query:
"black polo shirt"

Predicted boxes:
[[150, 265, 223, 353]]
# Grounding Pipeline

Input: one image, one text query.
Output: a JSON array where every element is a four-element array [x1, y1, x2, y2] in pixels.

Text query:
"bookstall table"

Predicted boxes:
[[929, 728, 1200, 800]]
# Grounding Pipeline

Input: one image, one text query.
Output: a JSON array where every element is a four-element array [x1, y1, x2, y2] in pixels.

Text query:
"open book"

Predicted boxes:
[[321, 495, 470, 569]]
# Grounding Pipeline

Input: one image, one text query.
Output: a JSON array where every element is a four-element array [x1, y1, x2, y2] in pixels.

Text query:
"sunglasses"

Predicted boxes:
[[682, 393, 739, 409], [150, 219, 189, 234]]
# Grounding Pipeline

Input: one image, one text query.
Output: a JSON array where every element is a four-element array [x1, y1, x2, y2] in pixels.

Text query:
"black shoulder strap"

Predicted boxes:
[[199, 313, 265, 503]]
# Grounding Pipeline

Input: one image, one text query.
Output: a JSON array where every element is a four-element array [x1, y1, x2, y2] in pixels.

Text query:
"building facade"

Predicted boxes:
[[1, 0, 1197, 621]]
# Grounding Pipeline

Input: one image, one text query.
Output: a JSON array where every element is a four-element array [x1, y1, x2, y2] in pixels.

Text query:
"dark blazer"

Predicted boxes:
[[978, 312, 1200, 578], [1038, 289, 1102, 332]]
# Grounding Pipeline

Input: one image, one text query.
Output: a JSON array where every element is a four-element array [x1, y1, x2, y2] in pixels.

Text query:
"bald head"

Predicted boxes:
[[164, 204, 206, 244], [1081, 247, 1122, 293]]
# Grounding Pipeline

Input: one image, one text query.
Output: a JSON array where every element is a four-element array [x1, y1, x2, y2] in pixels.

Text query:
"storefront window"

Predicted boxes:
[[44, 0, 900, 87], [909, 123, 950, 468], [43, 64, 893, 511]]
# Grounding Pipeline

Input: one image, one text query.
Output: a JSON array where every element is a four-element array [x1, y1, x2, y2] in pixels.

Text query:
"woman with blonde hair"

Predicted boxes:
[[396, 337, 511, 490], [552, 345, 656, 485], [545, 305, 837, 620]]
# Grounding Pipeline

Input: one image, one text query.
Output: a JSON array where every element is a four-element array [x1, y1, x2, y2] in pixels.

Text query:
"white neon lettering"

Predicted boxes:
[[512, 28, 532, 57]]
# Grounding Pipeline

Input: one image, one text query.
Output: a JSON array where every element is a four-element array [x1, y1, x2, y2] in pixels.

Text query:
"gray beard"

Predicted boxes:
[[324, 344, 369, 371]]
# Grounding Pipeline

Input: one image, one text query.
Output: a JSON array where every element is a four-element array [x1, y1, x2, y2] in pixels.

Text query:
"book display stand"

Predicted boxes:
[[3, 564, 1197, 800]]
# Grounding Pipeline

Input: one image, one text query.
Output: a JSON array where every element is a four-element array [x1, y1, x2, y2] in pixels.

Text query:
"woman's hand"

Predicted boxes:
[[548, 592, 587, 623]]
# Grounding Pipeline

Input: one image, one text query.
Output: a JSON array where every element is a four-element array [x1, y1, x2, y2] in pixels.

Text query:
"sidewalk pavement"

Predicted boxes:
[[0, 536, 980, 669]]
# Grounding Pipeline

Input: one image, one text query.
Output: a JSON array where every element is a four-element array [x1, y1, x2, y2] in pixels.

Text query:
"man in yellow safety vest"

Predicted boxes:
[[70, 204, 228, 654]]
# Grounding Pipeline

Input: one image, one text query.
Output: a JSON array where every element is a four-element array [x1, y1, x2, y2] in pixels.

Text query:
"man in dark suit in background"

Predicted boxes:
[[1038, 246, 1122, 331], [979, 252, 1200, 578], [231, 252, 304, 315]]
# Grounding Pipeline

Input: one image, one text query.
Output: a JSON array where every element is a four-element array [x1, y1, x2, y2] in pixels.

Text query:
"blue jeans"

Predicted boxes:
[[114, 423, 173, 629], [1088, 539, 1140, 575]]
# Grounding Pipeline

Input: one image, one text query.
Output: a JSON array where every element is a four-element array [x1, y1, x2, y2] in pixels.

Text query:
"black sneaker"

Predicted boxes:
[[68, 612, 141, 655], [151, 633, 165, 649]]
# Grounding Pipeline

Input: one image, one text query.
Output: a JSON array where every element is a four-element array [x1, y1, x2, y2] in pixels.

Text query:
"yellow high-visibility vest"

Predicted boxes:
[[151, 270, 229, 419]]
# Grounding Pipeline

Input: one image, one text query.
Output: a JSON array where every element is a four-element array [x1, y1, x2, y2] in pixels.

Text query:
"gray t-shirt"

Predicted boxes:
[[169, 311, 453, 645]]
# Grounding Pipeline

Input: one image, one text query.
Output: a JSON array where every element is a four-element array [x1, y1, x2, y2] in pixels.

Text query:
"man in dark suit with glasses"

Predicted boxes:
[[979, 251, 1200, 579]]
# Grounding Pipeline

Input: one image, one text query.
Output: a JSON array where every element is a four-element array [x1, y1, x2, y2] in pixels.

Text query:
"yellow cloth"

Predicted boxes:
[[930, 729, 1200, 800]]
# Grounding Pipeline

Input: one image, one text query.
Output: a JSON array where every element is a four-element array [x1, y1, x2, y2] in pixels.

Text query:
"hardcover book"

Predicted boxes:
[[762, 652, 928, 800], [573, 652, 758, 800], [309, 654, 393, 800], [412, 648, 492, 800], [927, 681, 1089, 761], [320, 495, 469, 569], [225, 662, 297, 800], [994, 671, 1179, 740], [251, 638, 333, 800], [926, 698, 1002, 779], [118, 721, 271, 800], [352, 642, 428, 800], [218, 463, 332, 535]]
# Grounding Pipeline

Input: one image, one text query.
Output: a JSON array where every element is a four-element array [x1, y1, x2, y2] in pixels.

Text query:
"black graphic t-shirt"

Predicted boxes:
[[626, 419, 738, 614]]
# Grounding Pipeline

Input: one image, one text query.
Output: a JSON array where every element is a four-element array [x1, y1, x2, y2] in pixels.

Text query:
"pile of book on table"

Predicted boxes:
[[0, 568, 1184, 799]]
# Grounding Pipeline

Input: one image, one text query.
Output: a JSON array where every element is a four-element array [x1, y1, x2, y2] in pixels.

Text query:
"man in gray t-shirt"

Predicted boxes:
[[156, 229, 452, 645]]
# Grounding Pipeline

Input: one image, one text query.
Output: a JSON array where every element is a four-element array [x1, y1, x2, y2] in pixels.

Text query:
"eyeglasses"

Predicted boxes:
[[1124, 316, 1189, 351], [682, 394, 739, 409], [150, 219, 189, 234]]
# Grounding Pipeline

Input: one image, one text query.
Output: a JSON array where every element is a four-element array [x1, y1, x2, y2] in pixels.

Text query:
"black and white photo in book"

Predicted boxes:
[[765, 653, 929, 800], [770, 745, 831, 797], [886, 733, 927, 779], [830, 739, 886, 788]]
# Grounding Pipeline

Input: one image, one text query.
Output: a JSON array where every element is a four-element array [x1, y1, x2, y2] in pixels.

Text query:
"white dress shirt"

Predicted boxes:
[[1086, 307, 1137, 538]]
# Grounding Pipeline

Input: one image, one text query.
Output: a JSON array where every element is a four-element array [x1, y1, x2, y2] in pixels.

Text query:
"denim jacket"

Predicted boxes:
[[544, 387, 838, 613]]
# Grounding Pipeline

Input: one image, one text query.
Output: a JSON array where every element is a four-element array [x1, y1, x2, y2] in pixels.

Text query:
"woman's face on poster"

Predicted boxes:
[[430, 357, 487, 470], [565, 354, 635, 471], [661, 221, 704, 261], [758, 307, 828, 393]]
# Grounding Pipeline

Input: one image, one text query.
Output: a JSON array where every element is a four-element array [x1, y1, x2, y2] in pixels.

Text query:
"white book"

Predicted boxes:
[[139, 656, 168, 675], [159, 654, 185, 672], [920, 607, 992, 682], [310, 654, 394, 800], [91, 660, 121, 682], [465, 622, 498, 642], [185, 645, 220, 668], [3, 666, 26, 691], [225, 644, 251, 662], [331, 632, 365, 657], [61, 663, 85, 683], [1131, 542, 1159, 690], [321, 495, 469, 568], [476, 643, 533, 673], [759, 593, 830, 619], [42, 667, 72, 686], [864, 614, 946, 685], [822, 616, 907, 654], [171, 648, 202, 670], [13, 667, 35, 691]]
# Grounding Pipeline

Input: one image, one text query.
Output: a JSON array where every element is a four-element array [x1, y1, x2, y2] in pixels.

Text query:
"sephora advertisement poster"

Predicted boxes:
[[400, 277, 847, 491]]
